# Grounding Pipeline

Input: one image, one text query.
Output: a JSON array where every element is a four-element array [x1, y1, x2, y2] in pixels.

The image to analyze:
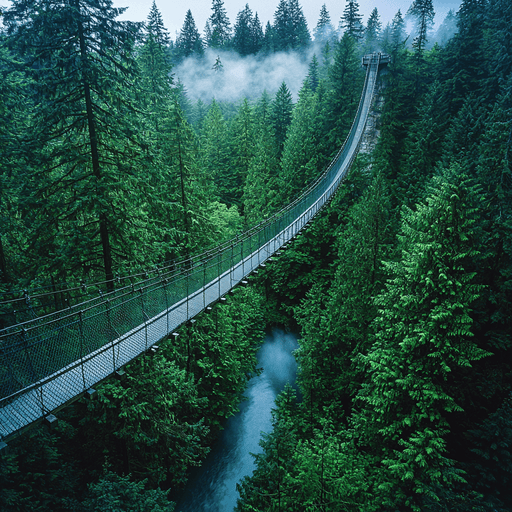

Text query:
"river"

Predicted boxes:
[[174, 327, 299, 512]]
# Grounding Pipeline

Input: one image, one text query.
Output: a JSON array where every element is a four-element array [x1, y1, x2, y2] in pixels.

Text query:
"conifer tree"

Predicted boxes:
[[288, 0, 311, 50], [262, 21, 275, 53], [146, 0, 170, 48], [434, 9, 457, 47], [273, 0, 290, 51], [313, 4, 335, 45], [439, 0, 486, 116], [176, 10, 204, 60], [363, 8, 381, 53], [390, 9, 406, 50], [138, 2, 173, 123], [441, 95, 487, 174], [199, 100, 232, 204], [160, 99, 218, 258], [273, 0, 310, 52], [243, 122, 280, 224], [208, 0, 232, 49], [407, 0, 435, 56], [325, 33, 363, 148], [228, 98, 255, 211], [254, 90, 273, 126], [397, 81, 447, 207], [270, 81, 294, 158], [354, 169, 489, 508], [278, 82, 320, 204], [306, 55, 320, 92], [203, 20, 213, 47], [212, 55, 224, 73], [4, 0, 144, 289], [189, 99, 208, 131], [250, 13, 264, 54], [233, 4, 254, 56], [341, 0, 364, 41]]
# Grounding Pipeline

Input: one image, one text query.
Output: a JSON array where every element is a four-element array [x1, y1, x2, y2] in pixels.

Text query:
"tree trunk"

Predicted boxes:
[[0, 236, 9, 283], [76, 1, 114, 292]]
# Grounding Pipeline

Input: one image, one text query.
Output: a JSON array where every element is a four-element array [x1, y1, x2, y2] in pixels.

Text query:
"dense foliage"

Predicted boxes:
[[234, 0, 512, 511], [0, 0, 364, 508], [1, 0, 511, 510]]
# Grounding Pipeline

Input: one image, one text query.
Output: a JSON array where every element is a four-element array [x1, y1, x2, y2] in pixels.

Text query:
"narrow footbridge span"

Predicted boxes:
[[0, 53, 387, 442]]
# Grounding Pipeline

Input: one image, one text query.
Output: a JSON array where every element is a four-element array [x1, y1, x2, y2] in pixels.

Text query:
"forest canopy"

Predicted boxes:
[[1, 0, 512, 510]]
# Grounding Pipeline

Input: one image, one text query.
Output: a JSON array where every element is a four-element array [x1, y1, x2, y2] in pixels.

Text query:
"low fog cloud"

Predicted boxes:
[[175, 48, 314, 104]]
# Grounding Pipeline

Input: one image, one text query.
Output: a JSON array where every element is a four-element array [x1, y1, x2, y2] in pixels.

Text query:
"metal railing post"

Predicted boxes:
[[78, 311, 87, 390], [139, 289, 148, 351], [105, 300, 117, 372]]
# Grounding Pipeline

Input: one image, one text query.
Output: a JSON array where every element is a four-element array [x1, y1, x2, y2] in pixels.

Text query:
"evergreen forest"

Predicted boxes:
[[1, 0, 512, 510]]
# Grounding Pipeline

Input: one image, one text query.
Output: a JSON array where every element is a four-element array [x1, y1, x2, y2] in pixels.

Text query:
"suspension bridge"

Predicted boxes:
[[0, 53, 388, 444]]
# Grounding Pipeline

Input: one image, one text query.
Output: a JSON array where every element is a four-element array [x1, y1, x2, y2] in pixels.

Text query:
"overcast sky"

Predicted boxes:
[[112, 0, 463, 41]]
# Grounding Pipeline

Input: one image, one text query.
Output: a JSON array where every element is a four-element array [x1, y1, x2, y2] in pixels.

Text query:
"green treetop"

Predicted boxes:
[[364, 8, 381, 53], [341, 0, 364, 40], [355, 169, 489, 509], [176, 10, 204, 60], [313, 4, 335, 45], [407, 0, 435, 56], [146, 0, 170, 47], [208, 0, 232, 49]]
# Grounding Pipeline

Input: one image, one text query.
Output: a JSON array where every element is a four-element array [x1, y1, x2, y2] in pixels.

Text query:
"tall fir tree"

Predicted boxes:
[[288, 0, 311, 50], [341, 0, 364, 41], [138, 1, 173, 123], [233, 4, 254, 56], [228, 98, 255, 212], [273, 0, 310, 52], [407, 0, 435, 56], [354, 169, 489, 509], [146, 0, 170, 48], [175, 10, 204, 60], [262, 21, 275, 53], [4, 0, 146, 289], [273, 0, 291, 51], [396, 80, 448, 207], [313, 4, 335, 45], [250, 13, 264, 54], [277, 82, 320, 205], [243, 121, 280, 224], [306, 55, 320, 92], [363, 8, 381, 53], [434, 9, 457, 47], [270, 81, 294, 159], [199, 100, 232, 205], [325, 32, 363, 148], [391, 9, 406, 50], [208, 0, 232, 49]]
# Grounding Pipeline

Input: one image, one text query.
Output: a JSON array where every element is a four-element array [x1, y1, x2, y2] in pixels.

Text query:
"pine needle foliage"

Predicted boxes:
[[354, 168, 490, 509]]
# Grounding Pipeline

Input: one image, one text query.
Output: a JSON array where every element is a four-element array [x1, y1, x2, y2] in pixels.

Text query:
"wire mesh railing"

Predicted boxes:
[[0, 53, 383, 442]]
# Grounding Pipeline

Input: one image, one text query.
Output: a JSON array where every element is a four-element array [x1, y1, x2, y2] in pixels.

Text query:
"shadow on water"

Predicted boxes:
[[174, 327, 299, 512]]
